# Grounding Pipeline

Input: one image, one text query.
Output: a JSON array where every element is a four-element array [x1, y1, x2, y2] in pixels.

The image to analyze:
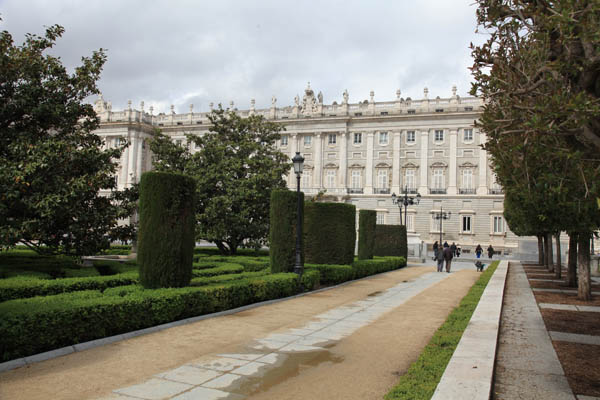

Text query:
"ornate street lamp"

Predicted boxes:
[[392, 187, 421, 225], [292, 152, 304, 276], [432, 205, 451, 246]]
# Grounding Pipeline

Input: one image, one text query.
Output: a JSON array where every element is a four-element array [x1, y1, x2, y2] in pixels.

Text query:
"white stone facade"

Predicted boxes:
[[92, 84, 518, 254]]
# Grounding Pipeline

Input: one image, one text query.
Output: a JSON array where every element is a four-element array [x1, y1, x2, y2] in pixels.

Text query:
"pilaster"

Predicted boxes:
[[314, 133, 322, 189], [477, 131, 488, 195], [289, 134, 298, 187], [448, 129, 458, 195], [127, 134, 138, 187], [365, 132, 374, 194], [392, 131, 401, 194], [419, 130, 429, 194], [340, 131, 347, 189]]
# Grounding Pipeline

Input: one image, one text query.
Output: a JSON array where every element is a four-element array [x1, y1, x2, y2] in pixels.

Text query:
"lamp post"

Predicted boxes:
[[392, 187, 421, 225], [292, 152, 304, 276], [432, 205, 451, 246]]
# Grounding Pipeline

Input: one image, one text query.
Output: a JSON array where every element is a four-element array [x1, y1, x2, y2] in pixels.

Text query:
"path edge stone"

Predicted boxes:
[[431, 260, 509, 400]]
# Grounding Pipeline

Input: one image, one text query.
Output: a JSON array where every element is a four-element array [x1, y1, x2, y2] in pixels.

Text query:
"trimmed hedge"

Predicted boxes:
[[305, 264, 354, 285], [0, 272, 319, 362], [373, 225, 408, 258], [352, 256, 406, 279], [304, 202, 356, 265], [138, 172, 196, 288], [269, 189, 304, 273], [358, 210, 377, 260], [0, 272, 139, 302], [191, 264, 244, 277]]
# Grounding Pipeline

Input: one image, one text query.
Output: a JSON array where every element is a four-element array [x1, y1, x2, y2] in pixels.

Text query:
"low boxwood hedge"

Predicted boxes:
[[0, 272, 319, 362], [305, 264, 354, 285], [191, 264, 245, 277], [0, 272, 139, 302], [352, 257, 406, 279]]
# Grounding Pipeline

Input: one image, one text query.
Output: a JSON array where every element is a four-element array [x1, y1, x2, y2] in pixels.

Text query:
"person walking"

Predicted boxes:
[[456, 244, 461, 258], [433, 241, 439, 261], [443, 245, 454, 273], [443, 241, 449, 248], [488, 244, 495, 259], [436, 245, 445, 272], [450, 242, 457, 257], [475, 244, 483, 259]]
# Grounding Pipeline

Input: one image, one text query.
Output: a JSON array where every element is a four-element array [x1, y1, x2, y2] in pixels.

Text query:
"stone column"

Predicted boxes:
[[477, 131, 488, 195], [289, 134, 298, 187], [448, 129, 458, 195], [340, 131, 348, 189], [365, 132, 374, 194], [419, 130, 429, 194], [136, 136, 144, 182], [120, 135, 129, 189], [127, 134, 138, 187], [314, 133, 322, 189], [392, 131, 401, 194]]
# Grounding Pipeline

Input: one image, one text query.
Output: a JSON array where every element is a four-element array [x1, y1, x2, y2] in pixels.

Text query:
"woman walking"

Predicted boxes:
[[475, 244, 483, 259]]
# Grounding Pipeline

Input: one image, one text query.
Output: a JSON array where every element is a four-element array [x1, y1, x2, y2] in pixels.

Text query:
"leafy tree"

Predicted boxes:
[[150, 106, 290, 254], [471, 1, 600, 299], [0, 23, 137, 256]]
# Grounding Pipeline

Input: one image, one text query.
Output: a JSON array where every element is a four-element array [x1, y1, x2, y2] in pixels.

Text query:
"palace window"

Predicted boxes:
[[406, 131, 416, 143], [405, 169, 415, 190], [493, 216, 504, 234], [354, 132, 362, 144], [432, 217, 442, 233], [462, 215, 472, 233], [406, 214, 414, 232], [351, 170, 362, 189], [301, 171, 311, 188], [304, 135, 312, 146], [377, 169, 388, 189], [114, 137, 122, 147], [464, 129, 473, 142], [377, 213, 385, 225], [379, 132, 388, 145], [280, 135, 288, 146], [176, 139, 183, 146], [326, 169, 336, 188], [462, 169, 473, 189], [328, 134, 337, 145], [433, 169, 445, 189], [434, 130, 444, 142]]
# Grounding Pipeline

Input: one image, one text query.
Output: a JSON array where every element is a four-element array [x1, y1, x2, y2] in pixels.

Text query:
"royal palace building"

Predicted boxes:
[[92, 83, 520, 255]]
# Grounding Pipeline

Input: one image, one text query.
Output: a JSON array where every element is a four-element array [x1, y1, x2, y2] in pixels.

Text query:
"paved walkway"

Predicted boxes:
[[492, 262, 575, 399], [0, 262, 481, 400]]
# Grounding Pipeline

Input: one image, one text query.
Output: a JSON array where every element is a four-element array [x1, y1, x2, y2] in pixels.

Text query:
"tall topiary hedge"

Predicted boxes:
[[269, 189, 304, 273], [138, 171, 196, 288], [304, 202, 356, 265], [373, 224, 408, 258], [358, 210, 377, 260]]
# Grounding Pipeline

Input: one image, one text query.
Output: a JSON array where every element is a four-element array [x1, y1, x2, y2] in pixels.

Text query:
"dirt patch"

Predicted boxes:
[[534, 291, 600, 306], [529, 280, 600, 290], [527, 274, 562, 280], [541, 309, 600, 336], [552, 341, 600, 397]]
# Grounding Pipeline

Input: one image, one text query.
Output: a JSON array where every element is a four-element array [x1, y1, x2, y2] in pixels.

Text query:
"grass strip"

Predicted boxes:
[[385, 260, 500, 400]]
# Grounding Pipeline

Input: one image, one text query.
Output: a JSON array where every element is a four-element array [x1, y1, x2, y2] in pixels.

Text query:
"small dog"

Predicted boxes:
[[475, 261, 485, 272]]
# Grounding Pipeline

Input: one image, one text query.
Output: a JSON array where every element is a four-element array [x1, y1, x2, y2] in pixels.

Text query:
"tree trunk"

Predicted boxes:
[[545, 233, 554, 272], [567, 233, 578, 287], [537, 235, 544, 265], [555, 232, 562, 279], [577, 233, 592, 301]]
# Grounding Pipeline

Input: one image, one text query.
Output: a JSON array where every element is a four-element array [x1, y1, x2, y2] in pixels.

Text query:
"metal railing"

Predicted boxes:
[[459, 188, 476, 194], [429, 188, 447, 195], [374, 188, 390, 194], [488, 188, 504, 195], [347, 188, 364, 194]]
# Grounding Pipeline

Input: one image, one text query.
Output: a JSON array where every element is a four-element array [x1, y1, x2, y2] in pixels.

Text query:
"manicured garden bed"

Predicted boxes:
[[0, 247, 406, 362]]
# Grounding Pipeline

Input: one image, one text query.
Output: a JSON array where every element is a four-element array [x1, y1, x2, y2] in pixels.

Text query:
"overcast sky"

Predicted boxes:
[[1, 0, 485, 114]]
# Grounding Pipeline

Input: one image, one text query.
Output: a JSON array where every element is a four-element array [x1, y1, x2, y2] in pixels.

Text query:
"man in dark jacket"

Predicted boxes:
[[443, 246, 454, 273]]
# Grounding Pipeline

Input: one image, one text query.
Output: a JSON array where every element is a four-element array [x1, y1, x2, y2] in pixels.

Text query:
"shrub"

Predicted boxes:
[[138, 172, 196, 288], [191, 263, 244, 277], [305, 264, 354, 285], [373, 225, 408, 258], [0, 272, 139, 302], [352, 257, 406, 279], [0, 273, 302, 362], [358, 210, 377, 260], [300, 269, 320, 291], [269, 189, 304, 273], [304, 202, 356, 265]]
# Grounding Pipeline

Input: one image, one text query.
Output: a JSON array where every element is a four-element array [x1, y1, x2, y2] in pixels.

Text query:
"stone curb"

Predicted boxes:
[[431, 260, 509, 400], [0, 263, 419, 373]]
